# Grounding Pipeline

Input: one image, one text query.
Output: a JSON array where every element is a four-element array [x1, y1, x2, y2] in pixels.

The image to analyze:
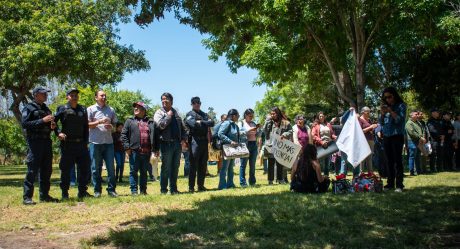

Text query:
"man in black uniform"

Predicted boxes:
[[185, 97, 215, 192], [21, 86, 59, 205], [427, 108, 446, 172], [54, 88, 92, 200]]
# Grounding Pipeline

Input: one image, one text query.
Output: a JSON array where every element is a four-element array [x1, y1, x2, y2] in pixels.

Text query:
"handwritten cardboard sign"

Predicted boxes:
[[271, 135, 301, 168]]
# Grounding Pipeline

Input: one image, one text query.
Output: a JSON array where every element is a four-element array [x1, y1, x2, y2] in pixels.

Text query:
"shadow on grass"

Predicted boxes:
[[85, 186, 460, 249]]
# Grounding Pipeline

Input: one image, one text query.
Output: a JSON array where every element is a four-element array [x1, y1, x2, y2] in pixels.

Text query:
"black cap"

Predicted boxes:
[[132, 101, 149, 110], [430, 107, 439, 113], [66, 88, 79, 95], [32, 86, 51, 95], [191, 96, 201, 104]]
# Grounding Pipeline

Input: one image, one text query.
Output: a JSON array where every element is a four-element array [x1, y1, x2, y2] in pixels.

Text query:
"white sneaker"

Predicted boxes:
[[395, 188, 403, 193]]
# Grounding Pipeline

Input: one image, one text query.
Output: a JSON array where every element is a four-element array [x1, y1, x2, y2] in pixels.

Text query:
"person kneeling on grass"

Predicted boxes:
[[291, 144, 330, 193]]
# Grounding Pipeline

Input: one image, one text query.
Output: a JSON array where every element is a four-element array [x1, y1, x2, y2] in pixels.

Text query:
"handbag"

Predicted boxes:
[[418, 141, 432, 156], [316, 141, 339, 159], [222, 143, 250, 159]]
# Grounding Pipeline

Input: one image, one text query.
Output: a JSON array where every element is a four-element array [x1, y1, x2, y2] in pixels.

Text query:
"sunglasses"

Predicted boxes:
[[192, 102, 201, 105]]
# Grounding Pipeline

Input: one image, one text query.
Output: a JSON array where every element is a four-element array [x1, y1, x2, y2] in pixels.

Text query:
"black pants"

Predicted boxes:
[[429, 141, 444, 172], [267, 158, 288, 182], [59, 142, 90, 193], [188, 138, 208, 190], [23, 139, 53, 199], [383, 135, 404, 189], [442, 142, 454, 171]]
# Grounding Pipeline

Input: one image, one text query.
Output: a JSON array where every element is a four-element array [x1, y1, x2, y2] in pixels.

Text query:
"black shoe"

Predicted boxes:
[[108, 191, 118, 197], [78, 191, 93, 199], [23, 198, 36, 205], [94, 192, 101, 198], [189, 188, 195, 193], [118, 178, 123, 183], [383, 185, 394, 191], [62, 192, 69, 200], [40, 195, 59, 203], [197, 186, 208, 192], [170, 190, 181, 195], [140, 191, 147, 195]]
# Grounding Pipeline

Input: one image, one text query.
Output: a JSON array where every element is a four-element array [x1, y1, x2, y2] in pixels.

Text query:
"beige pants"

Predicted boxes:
[[360, 140, 374, 172]]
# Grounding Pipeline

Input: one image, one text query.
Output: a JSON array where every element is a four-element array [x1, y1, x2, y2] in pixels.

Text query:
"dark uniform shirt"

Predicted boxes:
[[21, 101, 53, 140], [185, 110, 215, 141], [54, 103, 89, 143], [427, 117, 445, 142]]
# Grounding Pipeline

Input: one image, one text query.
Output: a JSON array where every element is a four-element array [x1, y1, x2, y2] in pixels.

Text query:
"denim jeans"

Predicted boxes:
[[407, 140, 421, 174], [339, 152, 360, 177], [114, 150, 125, 180], [70, 164, 77, 184], [239, 141, 258, 186], [89, 143, 116, 193], [320, 155, 331, 176], [128, 151, 149, 193], [160, 141, 181, 193], [219, 159, 235, 189]]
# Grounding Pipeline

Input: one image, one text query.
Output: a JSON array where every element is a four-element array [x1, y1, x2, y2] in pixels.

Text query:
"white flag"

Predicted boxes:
[[336, 110, 371, 168]]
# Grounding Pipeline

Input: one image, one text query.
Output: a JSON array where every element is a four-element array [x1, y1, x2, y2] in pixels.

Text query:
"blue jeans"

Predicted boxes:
[[320, 155, 331, 175], [160, 141, 181, 193], [114, 151, 125, 180], [183, 150, 190, 176], [239, 141, 258, 186], [339, 152, 360, 177], [128, 151, 149, 193], [263, 158, 268, 173], [70, 164, 77, 184], [407, 140, 421, 174], [219, 159, 235, 189], [89, 143, 116, 193]]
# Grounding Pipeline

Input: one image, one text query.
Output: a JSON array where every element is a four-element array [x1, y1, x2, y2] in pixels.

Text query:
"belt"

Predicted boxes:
[[192, 136, 208, 140], [65, 138, 84, 143]]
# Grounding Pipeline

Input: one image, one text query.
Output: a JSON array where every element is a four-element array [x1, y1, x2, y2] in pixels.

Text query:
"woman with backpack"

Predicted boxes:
[[217, 109, 240, 190], [291, 144, 330, 193]]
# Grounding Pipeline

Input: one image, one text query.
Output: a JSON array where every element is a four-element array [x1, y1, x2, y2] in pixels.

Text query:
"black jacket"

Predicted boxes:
[[185, 109, 214, 141], [54, 103, 89, 143], [21, 101, 53, 140], [121, 116, 159, 152]]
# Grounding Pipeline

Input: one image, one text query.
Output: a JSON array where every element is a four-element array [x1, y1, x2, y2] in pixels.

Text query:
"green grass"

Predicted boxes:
[[0, 162, 459, 249]]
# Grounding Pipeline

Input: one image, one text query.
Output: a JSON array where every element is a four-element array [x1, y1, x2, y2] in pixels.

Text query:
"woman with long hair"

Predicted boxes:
[[291, 144, 330, 193], [217, 109, 240, 190], [379, 87, 407, 192], [262, 107, 293, 184], [311, 111, 337, 175]]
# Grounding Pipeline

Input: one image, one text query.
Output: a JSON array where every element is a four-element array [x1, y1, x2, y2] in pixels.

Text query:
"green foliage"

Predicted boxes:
[[0, 119, 26, 164], [0, 0, 150, 122]]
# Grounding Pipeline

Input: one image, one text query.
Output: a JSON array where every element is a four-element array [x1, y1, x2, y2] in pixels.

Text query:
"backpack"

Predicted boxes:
[[211, 123, 223, 150], [332, 174, 353, 194], [351, 172, 383, 193]]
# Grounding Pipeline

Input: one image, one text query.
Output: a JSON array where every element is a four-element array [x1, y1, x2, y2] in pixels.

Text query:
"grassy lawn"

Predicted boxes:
[[0, 161, 459, 249]]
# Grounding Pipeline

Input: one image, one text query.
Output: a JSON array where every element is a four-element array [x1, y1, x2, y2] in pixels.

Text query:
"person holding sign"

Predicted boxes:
[[291, 144, 330, 193], [217, 109, 240, 190], [311, 111, 337, 176], [263, 107, 293, 185]]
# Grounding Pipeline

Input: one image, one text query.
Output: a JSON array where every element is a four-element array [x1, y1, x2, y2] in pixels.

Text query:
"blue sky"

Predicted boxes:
[[116, 13, 267, 119]]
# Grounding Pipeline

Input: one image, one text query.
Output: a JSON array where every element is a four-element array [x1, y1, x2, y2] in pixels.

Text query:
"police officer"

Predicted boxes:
[[54, 88, 92, 200], [21, 86, 59, 205], [184, 97, 215, 192]]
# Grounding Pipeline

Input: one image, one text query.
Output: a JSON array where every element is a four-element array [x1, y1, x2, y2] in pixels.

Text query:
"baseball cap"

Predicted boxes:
[[191, 96, 201, 104], [430, 107, 439, 113], [66, 88, 79, 95], [133, 101, 149, 110], [32, 86, 51, 95]]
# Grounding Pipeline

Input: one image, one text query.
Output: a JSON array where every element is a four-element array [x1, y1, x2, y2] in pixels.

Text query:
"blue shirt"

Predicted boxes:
[[218, 120, 240, 144], [379, 102, 407, 137]]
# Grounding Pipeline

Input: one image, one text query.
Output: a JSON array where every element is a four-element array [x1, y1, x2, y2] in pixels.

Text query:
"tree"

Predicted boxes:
[[0, 0, 150, 124], [128, 0, 458, 110]]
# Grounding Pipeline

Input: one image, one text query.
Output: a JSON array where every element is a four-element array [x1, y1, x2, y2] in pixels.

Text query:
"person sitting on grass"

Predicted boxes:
[[291, 144, 330, 193]]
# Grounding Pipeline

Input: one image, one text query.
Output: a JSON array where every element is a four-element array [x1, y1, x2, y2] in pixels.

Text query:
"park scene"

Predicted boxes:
[[0, 1, 459, 248]]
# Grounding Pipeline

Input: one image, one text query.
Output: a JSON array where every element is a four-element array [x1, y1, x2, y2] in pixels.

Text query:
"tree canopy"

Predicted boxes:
[[0, 0, 150, 123], [129, 0, 460, 113]]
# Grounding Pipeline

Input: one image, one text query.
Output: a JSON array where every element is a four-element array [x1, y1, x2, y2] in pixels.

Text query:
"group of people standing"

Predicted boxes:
[[20, 85, 459, 204]]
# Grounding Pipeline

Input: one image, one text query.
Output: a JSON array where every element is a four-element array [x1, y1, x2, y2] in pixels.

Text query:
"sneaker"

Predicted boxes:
[[70, 182, 76, 187], [23, 198, 36, 205], [395, 188, 403, 193], [94, 192, 101, 198], [40, 195, 59, 203], [108, 191, 118, 197], [189, 188, 195, 193], [240, 184, 248, 188], [78, 191, 93, 198]]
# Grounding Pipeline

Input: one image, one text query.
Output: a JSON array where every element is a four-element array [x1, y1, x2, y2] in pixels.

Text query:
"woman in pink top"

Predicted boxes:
[[238, 109, 261, 186], [311, 111, 337, 175], [359, 107, 378, 173]]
